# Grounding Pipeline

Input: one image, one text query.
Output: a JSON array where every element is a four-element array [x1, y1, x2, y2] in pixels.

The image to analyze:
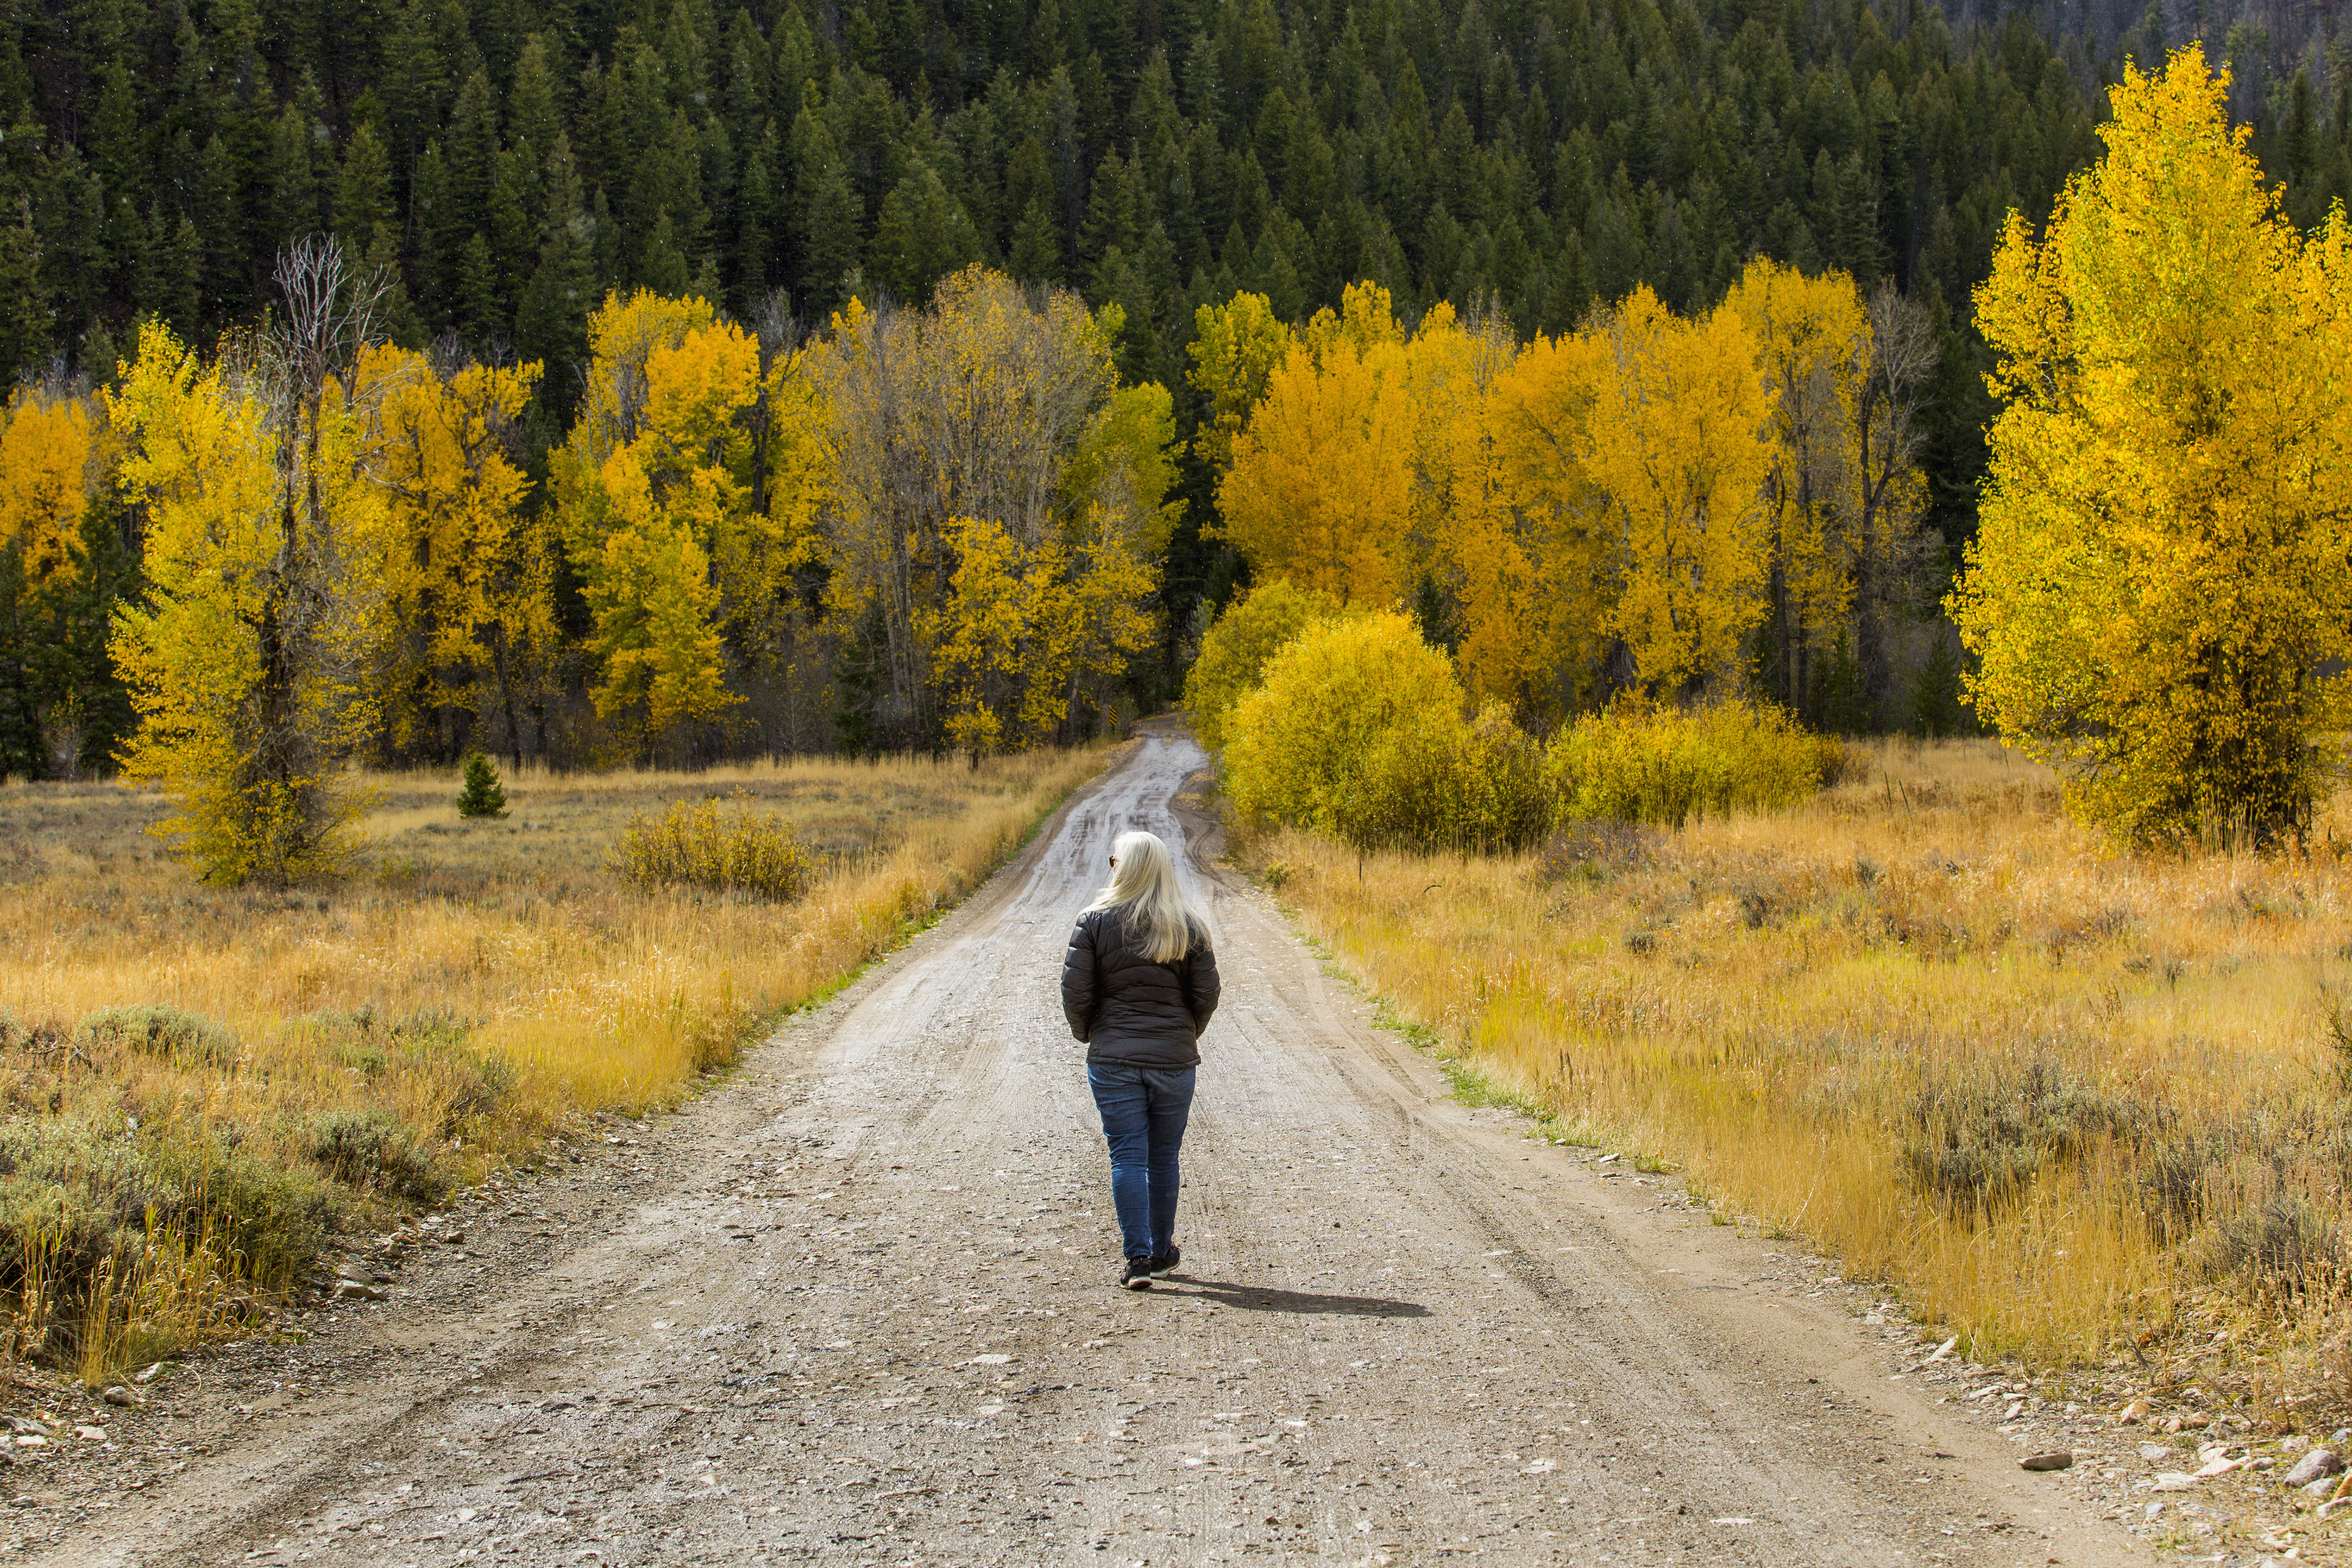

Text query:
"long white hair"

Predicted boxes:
[[1087, 829, 1204, 963]]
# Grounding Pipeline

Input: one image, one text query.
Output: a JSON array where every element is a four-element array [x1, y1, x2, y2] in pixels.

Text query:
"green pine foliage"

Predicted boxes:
[[456, 752, 509, 818]]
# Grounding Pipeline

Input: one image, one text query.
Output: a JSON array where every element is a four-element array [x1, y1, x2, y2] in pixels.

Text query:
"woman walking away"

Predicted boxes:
[[1061, 829, 1221, 1290]]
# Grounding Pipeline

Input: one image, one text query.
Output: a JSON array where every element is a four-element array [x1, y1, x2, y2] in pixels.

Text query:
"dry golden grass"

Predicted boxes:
[[1243, 738, 2352, 1401], [0, 745, 1113, 1377]]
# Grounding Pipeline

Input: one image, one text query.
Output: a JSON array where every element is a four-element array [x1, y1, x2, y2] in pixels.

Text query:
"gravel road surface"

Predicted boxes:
[[35, 727, 2153, 1567]]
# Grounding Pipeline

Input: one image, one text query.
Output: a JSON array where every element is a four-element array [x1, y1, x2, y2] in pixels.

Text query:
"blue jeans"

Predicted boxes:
[[1086, 1063, 1196, 1260]]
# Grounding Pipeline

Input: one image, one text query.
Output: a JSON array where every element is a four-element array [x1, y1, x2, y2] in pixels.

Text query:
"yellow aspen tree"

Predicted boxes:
[[551, 290, 760, 760], [1583, 287, 1776, 695], [583, 459, 739, 755], [1953, 45, 2352, 846], [1027, 503, 1156, 740], [927, 496, 1162, 761], [1391, 300, 1511, 604], [1443, 328, 1613, 718], [1722, 258, 1868, 707], [1184, 291, 1290, 475], [923, 514, 1045, 759], [1218, 326, 1415, 603], [374, 345, 553, 763], [815, 268, 1161, 749], [109, 242, 398, 885], [719, 338, 832, 672], [108, 324, 281, 874], [1058, 382, 1186, 555], [0, 387, 105, 589]]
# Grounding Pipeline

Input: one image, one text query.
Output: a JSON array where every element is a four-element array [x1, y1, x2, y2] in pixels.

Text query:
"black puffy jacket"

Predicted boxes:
[[1060, 904, 1221, 1068]]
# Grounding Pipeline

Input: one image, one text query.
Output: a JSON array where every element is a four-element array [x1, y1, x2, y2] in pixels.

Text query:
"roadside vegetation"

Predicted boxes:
[[1239, 742, 2352, 1388], [0, 745, 1108, 1381]]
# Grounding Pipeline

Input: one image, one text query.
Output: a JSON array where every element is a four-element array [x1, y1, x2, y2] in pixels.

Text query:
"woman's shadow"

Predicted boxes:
[[1148, 1277, 1430, 1318]]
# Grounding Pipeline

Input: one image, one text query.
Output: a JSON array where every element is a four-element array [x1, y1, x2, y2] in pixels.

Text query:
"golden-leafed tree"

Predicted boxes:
[[815, 267, 1168, 753], [550, 289, 763, 762], [0, 386, 105, 591], [1584, 286, 1777, 697], [1217, 283, 1418, 604], [375, 346, 554, 765], [1724, 259, 1868, 713], [1184, 290, 1290, 476], [109, 240, 398, 884], [1439, 326, 1612, 720], [1953, 45, 2352, 847], [0, 381, 118, 777]]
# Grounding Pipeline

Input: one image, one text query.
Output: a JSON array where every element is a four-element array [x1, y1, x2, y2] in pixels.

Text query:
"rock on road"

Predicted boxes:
[[45, 729, 2150, 1567]]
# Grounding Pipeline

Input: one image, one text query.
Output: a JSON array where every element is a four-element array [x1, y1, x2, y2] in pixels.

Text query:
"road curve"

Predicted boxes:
[[45, 726, 2148, 1567]]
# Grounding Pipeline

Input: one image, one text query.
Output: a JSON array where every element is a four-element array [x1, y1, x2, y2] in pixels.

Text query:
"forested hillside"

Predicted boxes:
[[4, 0, 2351, 785], [5, 0, 2165, 525]]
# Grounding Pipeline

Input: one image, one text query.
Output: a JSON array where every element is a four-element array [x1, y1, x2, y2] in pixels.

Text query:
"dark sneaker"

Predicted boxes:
[[1148, 1247, 1182, 1278], [1120, 1257, 1155, 1291]]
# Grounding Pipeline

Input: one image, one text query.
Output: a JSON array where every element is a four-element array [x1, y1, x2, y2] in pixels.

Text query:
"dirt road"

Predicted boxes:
[[40, 729, 2153, 1567]]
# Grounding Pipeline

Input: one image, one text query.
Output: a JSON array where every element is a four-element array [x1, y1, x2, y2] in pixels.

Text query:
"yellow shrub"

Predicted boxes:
[[1350, 701, 1552, 853], [611, 792, 815, 900], [1182, 581, 1344, 753], [1224, 611, 1460, 834], [1546, 699, 1831, 829]]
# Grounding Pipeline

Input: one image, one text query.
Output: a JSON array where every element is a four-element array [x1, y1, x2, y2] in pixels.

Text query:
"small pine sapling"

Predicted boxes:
[[457, 752, 508, 819]]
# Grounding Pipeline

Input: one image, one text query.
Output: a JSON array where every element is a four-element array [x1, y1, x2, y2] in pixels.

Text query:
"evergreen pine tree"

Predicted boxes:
[[1009, 197, 1065, 283], [517, 132, 596, 397], [796, 161, 864, 316], [0, 201, 46, 389], [1909, 629, 1970, 738], [457, 751, 509, 817]]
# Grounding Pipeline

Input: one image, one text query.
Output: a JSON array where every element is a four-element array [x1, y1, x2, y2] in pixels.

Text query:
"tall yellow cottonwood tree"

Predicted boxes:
[[817, 267, 1167, 753], [1722, 260, 1867, 704], [551, 290, 765, 761], [1953, 45, 2352, 847], [1218, 284, 1417, 604], [1584, 287, 1775, 696], [109, 277, 397, 885], [375, 347, 553, 763], [0, 386, 105, 591], [1440, 327, 1611, 718]]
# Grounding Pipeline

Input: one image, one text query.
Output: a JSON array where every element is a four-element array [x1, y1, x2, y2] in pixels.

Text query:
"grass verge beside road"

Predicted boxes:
[[1238, 739, 2352, 1421], [0, 744, 1115, 1381]]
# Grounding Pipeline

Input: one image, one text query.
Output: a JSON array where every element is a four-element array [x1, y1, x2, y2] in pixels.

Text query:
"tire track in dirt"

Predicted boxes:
[[36, 725, 2148, 1567]]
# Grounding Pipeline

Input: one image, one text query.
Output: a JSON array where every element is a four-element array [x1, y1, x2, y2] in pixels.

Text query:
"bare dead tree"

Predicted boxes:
[[230, 235, 396, 882]]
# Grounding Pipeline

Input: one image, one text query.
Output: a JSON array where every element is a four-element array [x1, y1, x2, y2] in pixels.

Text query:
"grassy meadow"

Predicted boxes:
[[1240, 739, 2352, 1410], [0, 745, 1112, 1381]]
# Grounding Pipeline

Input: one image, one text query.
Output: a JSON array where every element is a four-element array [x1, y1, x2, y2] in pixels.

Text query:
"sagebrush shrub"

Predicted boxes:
[[612, 792, 815, 901], [77, 1004, 240, 1070], [305, 1109, 445, 1202]]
